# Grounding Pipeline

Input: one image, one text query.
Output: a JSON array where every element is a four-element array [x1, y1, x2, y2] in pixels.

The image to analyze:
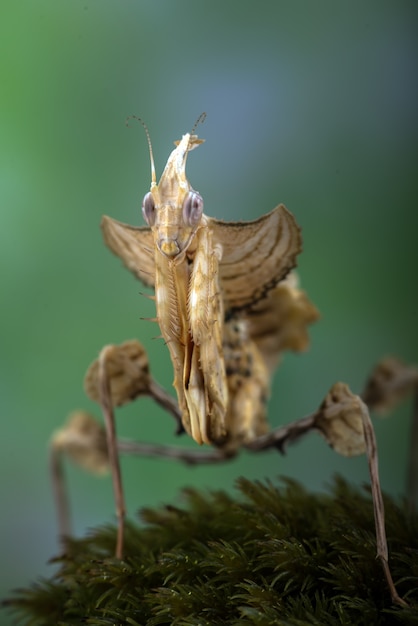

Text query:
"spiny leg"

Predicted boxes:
[[251, 395, 404, 604], [98, 345, 126, 559], [50, 353, 416, 604], [117, 439, 235, 465], [358, 399, 407, 607], [361, 356, 418, 511]]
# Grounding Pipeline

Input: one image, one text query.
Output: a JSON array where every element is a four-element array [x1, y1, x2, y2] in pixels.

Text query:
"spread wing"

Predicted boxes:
[[210, 205, 302, 314], [101, 205, 301, 311], [101, 215, 156, 287]]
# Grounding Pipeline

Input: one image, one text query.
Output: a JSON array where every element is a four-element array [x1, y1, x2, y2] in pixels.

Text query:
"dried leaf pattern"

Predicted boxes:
[[101, 130, 303, 446], [246, 272, 320, 373], [84, 340, 150, 407], [315, 382, 366, 456]]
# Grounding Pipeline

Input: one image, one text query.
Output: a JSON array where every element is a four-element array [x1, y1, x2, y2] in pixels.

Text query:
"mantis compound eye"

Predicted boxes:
[[182, 191, 204, 227], [142, 191, 156, 226]]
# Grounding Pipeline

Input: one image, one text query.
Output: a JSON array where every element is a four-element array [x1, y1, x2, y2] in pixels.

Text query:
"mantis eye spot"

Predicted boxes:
[[183, 191, 203, 227], [142, 192, 156, 226]]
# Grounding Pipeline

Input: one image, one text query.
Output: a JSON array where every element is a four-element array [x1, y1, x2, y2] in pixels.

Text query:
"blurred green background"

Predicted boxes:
[[1, 0, 417, 613]]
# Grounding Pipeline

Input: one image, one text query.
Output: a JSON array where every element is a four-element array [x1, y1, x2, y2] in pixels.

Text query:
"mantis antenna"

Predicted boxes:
[[125, 115, 157, 187], [190, 111, 207, 136]]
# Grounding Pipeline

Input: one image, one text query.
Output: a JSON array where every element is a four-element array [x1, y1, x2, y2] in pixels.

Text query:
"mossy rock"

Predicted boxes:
[[4, 477, 418, 625]]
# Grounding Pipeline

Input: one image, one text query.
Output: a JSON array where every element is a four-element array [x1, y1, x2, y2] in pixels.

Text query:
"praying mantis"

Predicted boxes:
[[50, 115, 416, 606]]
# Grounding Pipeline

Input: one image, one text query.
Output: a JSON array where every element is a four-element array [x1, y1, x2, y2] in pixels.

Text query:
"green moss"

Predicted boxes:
[[4, 477, 418, 625]]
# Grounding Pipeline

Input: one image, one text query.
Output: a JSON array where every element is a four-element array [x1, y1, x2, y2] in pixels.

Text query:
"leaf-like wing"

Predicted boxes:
[[101, 216, 156, 287], [211, 205, 302, 313]]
